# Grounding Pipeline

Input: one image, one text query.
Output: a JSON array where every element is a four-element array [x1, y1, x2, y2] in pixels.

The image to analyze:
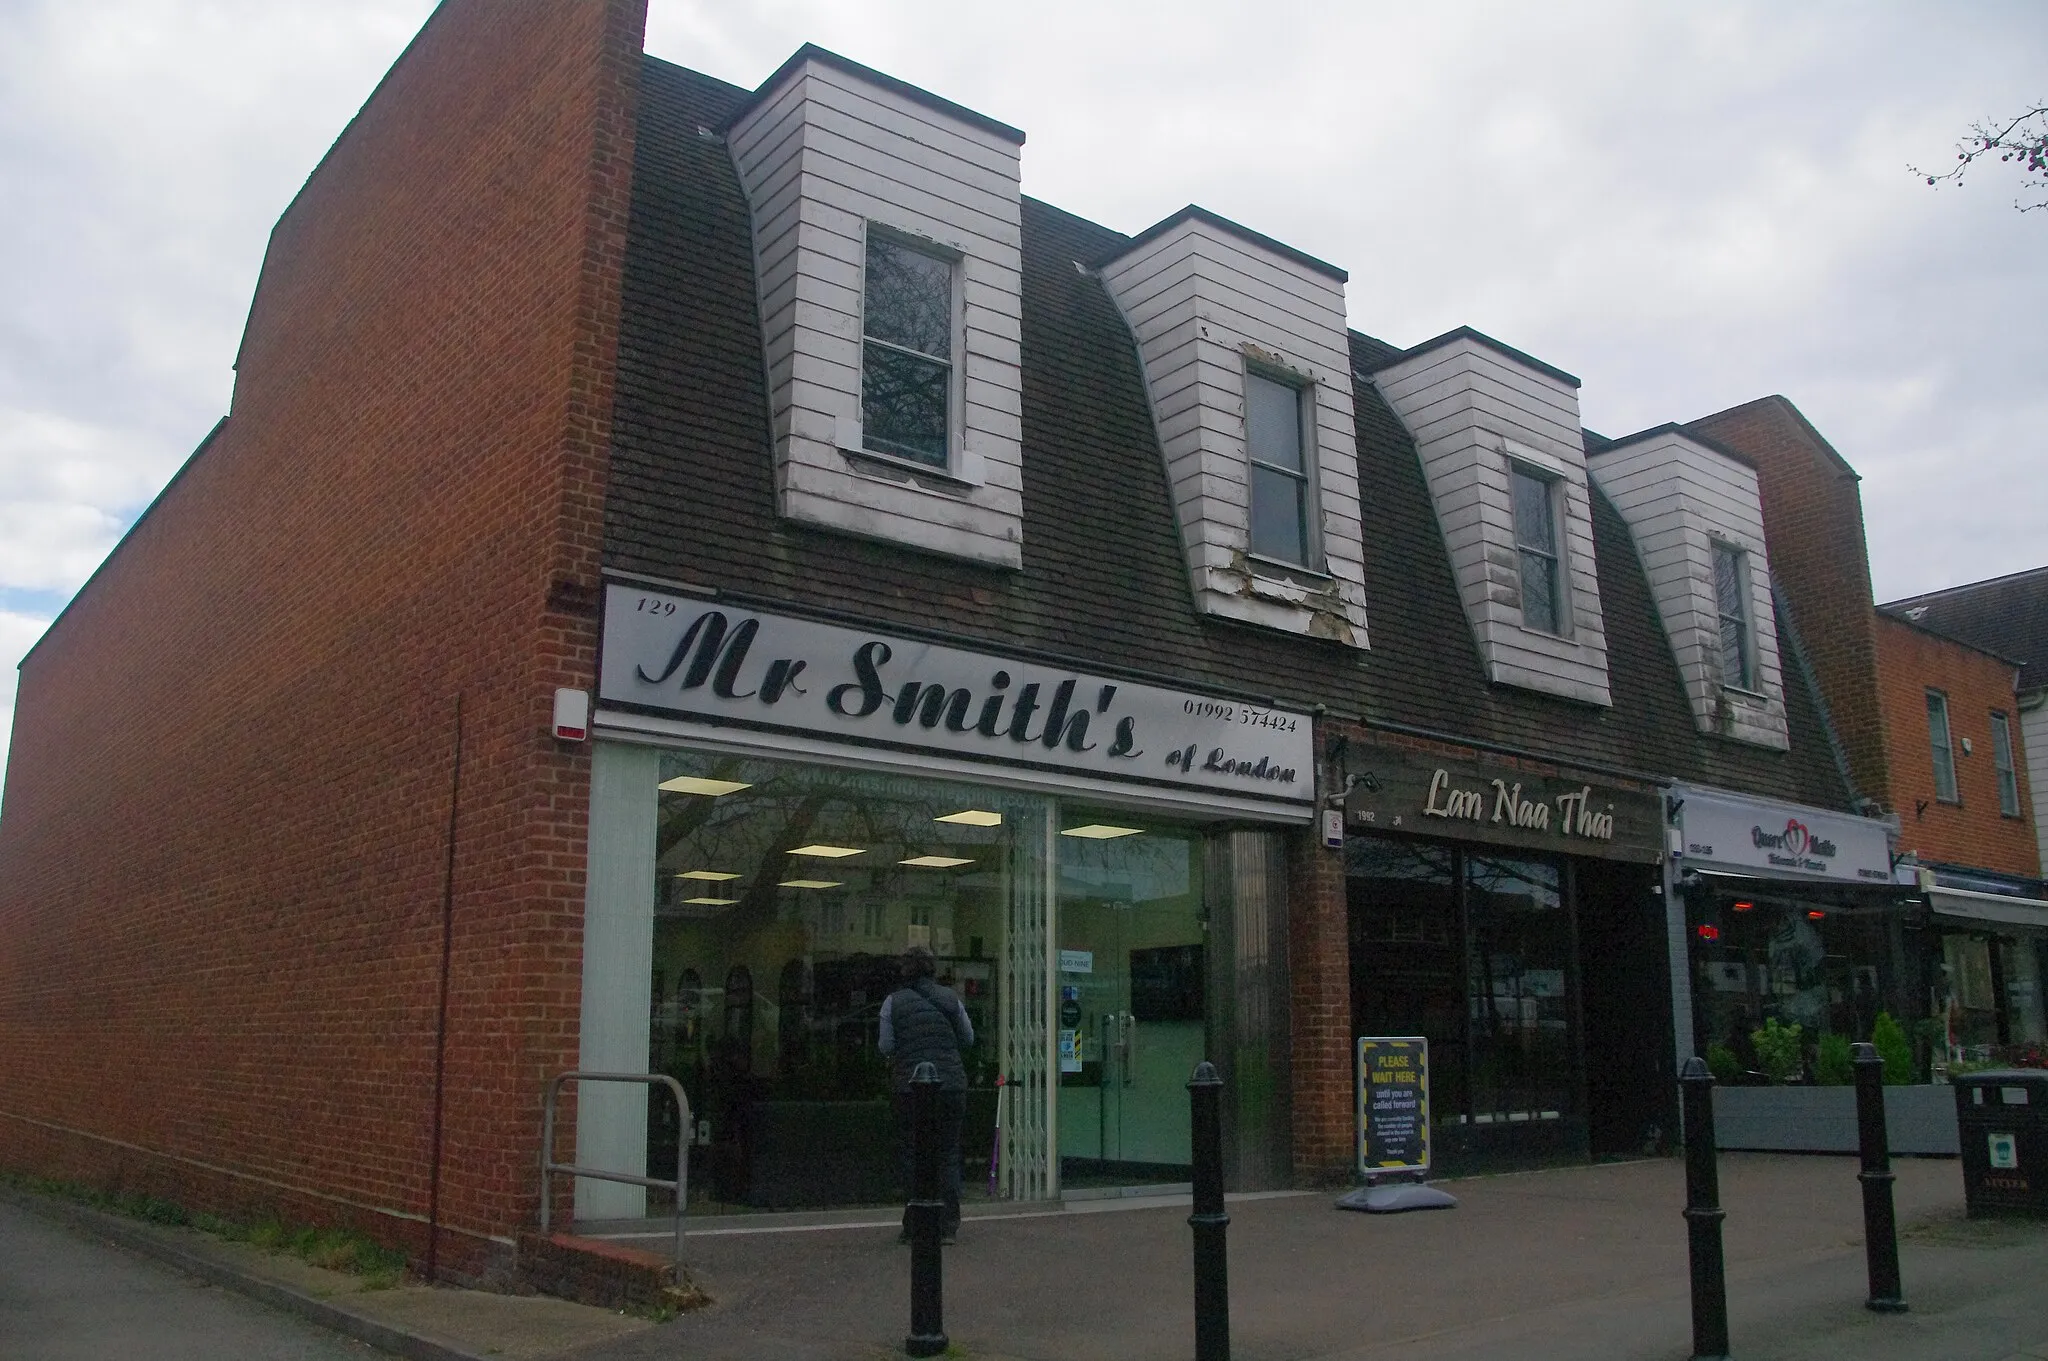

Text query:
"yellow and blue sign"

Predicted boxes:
[[1357, 1036, 1430, 1175]]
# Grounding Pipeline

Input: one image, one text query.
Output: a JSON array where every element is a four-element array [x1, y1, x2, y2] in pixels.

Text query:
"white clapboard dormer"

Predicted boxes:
[[726, 46, 1026, 568], [1096, 207, 1369, 647], [1588, 426, 1791, 749], [1371, 329, 1611, 705]]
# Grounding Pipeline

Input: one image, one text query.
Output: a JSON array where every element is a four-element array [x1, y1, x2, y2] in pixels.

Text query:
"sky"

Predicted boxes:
[[2, 0, 2045, 791]]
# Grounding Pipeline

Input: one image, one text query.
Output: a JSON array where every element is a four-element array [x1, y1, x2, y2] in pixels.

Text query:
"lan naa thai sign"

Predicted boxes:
[[1342, 747, 1665, 863]]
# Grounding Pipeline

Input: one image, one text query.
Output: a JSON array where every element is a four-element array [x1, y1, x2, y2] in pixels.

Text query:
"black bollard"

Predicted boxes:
[[905, 1062, 948, 1358], [1188, 1060, 1231, 1361], [1852, 1041, 1908, 1313], [1680, 1057, 1731, 1361]]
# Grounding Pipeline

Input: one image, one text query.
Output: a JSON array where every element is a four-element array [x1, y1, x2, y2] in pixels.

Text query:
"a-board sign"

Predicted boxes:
[[1357, 1037, 1430, 1175]]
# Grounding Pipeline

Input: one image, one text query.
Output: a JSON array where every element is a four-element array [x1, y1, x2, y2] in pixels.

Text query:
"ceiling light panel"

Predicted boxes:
[[1061, 824, 1144, 839], [788, 844, 866, 859], [779, 879, 844, 890], [680, 896, 740, 906], [658, 777, 753, 797], [935, 810, 1004, 827], [900, 855, 974, 868], [677, 870, 742, 881]]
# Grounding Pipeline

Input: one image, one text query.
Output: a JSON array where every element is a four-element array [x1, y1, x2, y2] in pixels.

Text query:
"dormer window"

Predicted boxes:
[[1096, 206, 1368, 646], [1246, 370, 1312, 566], [1511, 464, 1563, 634], [726, 46, 1026, 567], [1585, 424, 1788, 747], [861, 231, 955, 468], [1713, 541, 1755, 690]]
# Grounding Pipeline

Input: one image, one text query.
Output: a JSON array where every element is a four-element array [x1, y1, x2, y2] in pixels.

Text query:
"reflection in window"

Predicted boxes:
[[648, 751, 1037, 1210], [1927, 691, 1959, 803], [1713, 542, 1754, 690], [1511, 466, 1562, 634], [862, 233, 953, 466], [1346, 837, 1465, 1135], [1464, 854, 1569, 1124], [1246, 371, 1310, 565], [1992, 711, 2021, 817]]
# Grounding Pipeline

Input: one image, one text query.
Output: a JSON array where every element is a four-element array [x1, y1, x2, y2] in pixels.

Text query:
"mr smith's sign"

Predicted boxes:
[[596, 585, 1315, 807]]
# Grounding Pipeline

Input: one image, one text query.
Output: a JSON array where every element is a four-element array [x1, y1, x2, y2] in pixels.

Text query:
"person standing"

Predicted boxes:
[[879, 944, 973, 1243]]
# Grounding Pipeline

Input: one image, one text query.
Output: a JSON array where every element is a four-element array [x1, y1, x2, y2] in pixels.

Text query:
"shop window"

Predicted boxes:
[[1510, 464, 1564, 634], [1345, 836, 1576, 1154], [649, 752, 1042, 1211], [1713, 541, 1755, 691], [1927, 690, 1959, 803], [1245, 369, 1313, 566], [1993, 710, 2021, 817], [1691, 896, 1899, 1078], [861, 230, 955, 468]]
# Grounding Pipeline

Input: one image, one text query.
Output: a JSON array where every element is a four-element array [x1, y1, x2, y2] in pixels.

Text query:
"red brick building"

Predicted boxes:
[[1689, 396, 2044, 1056], [2, 0, 1878, 1284]]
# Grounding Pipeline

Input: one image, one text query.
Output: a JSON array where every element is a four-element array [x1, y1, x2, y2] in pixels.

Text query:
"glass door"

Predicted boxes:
[[1056, 814, 1206, 1189]]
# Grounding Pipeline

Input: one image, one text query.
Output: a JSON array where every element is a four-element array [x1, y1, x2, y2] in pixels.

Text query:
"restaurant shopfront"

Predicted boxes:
[[1669, 785, 1918, 1078], [1337, 743, 1670, 1169], [574, 582, 1314, 1218]]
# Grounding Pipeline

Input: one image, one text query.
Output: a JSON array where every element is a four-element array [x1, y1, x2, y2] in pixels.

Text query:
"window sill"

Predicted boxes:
[[841, 444, 982, 495], [1245, 552, 1333, 588]]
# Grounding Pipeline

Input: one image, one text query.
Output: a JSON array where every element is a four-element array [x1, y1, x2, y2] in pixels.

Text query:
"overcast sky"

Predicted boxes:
[[3, 0, 2045, 790]]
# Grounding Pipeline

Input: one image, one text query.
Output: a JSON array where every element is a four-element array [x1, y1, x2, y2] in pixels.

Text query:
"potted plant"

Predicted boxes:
[[1710, 1012, 1958, 1155]]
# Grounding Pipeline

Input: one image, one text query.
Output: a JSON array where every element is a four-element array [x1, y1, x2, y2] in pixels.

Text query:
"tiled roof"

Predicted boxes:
[[1882, 565, 2048, 692], [604, 54, 1851, 809]]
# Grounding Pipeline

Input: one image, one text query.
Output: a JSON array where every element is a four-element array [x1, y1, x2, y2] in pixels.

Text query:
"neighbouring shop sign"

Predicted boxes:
[[1339, 747, 1665, 863], [1357, 1037, 1430, 1174], [598, 585, 1315, 805], [1673, 785, 1893, 884]]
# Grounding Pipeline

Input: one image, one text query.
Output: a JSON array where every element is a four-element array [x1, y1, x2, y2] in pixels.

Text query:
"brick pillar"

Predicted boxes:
[[1289, 811, 1354, 1182]]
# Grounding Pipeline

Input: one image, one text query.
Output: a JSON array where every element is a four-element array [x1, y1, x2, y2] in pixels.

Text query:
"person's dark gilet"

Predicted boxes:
[[888, 979, 968, 1092]]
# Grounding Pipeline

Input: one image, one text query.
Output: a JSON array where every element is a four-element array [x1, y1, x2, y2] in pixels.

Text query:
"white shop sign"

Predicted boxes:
[[598, 585, 1315, 806], [1674, 785, 1893, 884]]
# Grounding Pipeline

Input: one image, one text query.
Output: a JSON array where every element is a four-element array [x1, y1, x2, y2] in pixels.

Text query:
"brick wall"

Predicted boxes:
[[1688, 397, 1892, 808], [0, 0, 647, 1279], [1288, 801, 1351, 1182], [1875, 615, 2040, 877]]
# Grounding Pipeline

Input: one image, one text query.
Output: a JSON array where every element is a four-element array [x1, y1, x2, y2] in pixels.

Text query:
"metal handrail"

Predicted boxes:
[[540, 1071, 691, 1271]]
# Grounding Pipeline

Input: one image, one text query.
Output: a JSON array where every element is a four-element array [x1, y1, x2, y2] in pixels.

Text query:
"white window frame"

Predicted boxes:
[[856, 223, 963, 475], [1711, 540, 1758, 693], [1992, 709, 2022, 817], [1509, 460, 1566, 636], [1928, 689, 1960, 804], [1242, 364, 1320, 571]]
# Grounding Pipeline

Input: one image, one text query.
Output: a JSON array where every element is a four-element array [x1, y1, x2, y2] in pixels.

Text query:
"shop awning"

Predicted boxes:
[[1929, 886, 2048, 932]]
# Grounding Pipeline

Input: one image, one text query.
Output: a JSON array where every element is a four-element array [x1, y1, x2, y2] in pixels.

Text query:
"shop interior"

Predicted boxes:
[[642, 748, 1222, 1212]]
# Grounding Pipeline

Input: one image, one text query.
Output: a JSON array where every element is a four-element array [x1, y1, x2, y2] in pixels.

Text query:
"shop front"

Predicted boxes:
[[1669, 785, 1919, 1079], [1337, 744, 1670, 1170], [575, 582, 1314, 1217], [1921, 870, 2048, 1061]]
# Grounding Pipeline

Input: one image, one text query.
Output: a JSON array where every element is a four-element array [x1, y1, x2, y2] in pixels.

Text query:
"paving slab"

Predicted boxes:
[[1, 1187, 653, 1361], [565, 1154, 2048, 1361]]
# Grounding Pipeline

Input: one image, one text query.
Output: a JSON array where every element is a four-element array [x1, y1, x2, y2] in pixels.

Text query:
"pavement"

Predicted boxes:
[[8, 1155, 2048, 1361]]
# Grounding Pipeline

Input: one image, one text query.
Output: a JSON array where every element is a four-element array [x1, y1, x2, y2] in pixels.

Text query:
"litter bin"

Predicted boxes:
[[1953, 1070, 2048, 1218]]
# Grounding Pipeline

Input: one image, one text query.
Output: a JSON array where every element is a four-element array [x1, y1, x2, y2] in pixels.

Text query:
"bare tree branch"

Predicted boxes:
[[1910, 102, 2048, 213]]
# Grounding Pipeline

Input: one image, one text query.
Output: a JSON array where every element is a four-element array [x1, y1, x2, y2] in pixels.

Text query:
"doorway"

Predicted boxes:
[[1576, 859, 1673, 1157], [1057, 817, 1206, 1188]]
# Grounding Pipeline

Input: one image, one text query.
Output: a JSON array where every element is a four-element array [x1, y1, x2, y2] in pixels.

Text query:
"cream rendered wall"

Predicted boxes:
[[1098, 214, 1368, 646], [1372, 336, 1611, 704], [727, 57, 1026, 567], [1589, 431, 1791, 749], [576, 741, 660, 1219]]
